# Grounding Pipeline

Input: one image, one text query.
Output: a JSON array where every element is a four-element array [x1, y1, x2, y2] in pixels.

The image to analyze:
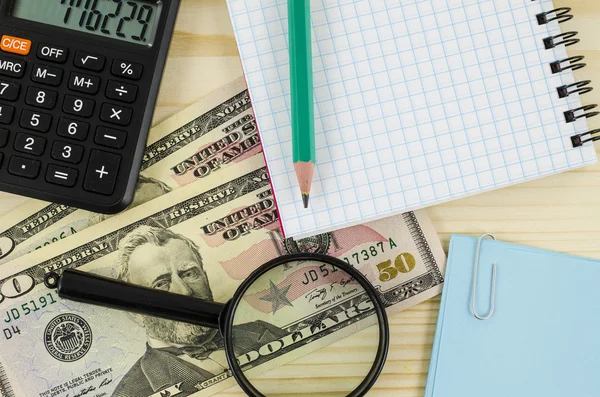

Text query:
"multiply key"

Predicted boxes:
[[100, 103, 132, 126]]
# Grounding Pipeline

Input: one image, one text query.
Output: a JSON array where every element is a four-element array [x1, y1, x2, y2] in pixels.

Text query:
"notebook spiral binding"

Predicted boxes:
[[536, 7, 599, 148]]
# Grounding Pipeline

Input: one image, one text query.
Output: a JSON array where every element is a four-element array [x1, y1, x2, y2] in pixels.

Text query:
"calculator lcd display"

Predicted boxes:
[[11, 0, 161, 46]]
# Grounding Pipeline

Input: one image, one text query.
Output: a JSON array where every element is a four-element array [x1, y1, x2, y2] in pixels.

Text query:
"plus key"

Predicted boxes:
[[83, 150, 121, 195]]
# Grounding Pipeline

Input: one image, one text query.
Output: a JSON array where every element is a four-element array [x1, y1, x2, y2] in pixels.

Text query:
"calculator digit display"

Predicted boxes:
[[11, 0, 161, 46]]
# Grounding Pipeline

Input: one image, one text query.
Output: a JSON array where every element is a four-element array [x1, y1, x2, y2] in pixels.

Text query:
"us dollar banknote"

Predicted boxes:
[[0, 155, 445, 397], [0, 78, 258, 265], [0, 193, 29, 218]]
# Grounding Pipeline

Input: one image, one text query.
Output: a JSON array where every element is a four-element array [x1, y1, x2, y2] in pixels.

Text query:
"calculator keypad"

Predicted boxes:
[[0, 34, 145, 207]]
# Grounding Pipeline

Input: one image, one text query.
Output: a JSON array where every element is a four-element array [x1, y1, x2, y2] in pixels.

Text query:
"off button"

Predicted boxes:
[[1, 35, 31, 55], [37, 43, 68, 63]]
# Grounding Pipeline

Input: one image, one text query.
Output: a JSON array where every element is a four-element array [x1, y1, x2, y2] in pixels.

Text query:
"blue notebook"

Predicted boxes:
[[426, 234, 600, 397]]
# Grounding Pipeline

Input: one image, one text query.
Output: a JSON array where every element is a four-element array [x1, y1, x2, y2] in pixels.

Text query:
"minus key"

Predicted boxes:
[[95, 126, 127, 149]]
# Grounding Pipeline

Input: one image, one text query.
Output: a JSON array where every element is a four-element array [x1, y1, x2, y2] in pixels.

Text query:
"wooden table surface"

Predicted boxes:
[[2, 0, 599, 396]]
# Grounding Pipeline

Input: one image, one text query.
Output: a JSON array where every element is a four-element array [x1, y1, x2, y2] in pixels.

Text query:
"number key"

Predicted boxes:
[[57, 118, 89, 141], [63, 95, 94, 117], [0, 104, 15, 124], [0, 128, 8, 147], [26, 87, 58, 110], [51, 141, 84, 164], [0, 80, 19, 101], [14, 132, 46, 156], [20, 109, 51, 132]]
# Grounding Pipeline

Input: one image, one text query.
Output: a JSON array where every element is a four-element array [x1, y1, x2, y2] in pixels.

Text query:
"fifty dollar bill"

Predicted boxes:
[[0, 77, 258, 264], [0, 155, 445, 397]]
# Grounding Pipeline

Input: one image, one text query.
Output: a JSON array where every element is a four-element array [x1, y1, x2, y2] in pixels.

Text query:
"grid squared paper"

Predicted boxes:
[[225, 0, 598, 238]]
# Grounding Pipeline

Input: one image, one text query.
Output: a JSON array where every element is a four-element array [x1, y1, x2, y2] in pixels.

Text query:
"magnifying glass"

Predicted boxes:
[[44, 253, 389, 397]]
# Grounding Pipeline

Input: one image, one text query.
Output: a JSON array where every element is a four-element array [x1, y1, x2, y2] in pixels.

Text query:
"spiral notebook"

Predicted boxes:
[[426, 234, 600, 397], [225, 0, 598, 238]]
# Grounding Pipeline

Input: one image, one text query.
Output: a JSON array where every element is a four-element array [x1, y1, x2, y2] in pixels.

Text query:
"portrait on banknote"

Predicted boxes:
[[111, 225, 285, 397]]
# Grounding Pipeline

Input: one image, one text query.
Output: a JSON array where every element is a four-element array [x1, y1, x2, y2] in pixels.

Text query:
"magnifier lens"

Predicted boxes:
[[230, 258, 381, 396]]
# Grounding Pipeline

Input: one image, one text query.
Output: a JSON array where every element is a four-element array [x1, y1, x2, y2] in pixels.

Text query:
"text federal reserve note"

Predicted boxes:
[[0, 156, 445, 397], [0, 78, 257, 265]]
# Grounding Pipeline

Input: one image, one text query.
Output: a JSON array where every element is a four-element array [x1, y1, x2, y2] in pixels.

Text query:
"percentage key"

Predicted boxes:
[[111, 59, 143, 80]]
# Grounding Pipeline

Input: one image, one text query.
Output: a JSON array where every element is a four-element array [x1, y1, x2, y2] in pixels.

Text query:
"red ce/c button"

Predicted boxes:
[[1, 35, 31, 55]]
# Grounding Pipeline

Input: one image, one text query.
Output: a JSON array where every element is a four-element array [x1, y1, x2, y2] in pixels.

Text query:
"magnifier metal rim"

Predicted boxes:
[[222, 252, 390, 397]]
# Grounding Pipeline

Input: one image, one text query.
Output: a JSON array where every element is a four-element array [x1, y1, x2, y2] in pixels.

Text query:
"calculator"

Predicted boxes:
[[0, 0, 179, 213]]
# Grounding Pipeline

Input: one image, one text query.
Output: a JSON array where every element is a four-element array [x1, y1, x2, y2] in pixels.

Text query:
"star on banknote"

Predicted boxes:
[[260, 280, 293, 314]]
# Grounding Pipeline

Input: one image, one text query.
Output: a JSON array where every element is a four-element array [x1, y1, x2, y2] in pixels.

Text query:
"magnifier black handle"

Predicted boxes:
[[46, 269, 226, 329]]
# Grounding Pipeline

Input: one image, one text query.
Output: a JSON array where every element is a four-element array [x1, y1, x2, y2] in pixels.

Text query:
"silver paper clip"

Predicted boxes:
[[471, 233, 497, 320]]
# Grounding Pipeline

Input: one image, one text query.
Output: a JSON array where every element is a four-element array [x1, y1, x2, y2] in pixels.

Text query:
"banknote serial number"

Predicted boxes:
[[342, 238, 398, 264], [342, 238, 417, 283], [3, 292, 58, 340], [34, 227, 78, 251]]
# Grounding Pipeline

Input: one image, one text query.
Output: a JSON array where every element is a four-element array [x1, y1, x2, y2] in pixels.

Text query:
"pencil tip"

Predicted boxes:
[[302, 193, 310, 208]]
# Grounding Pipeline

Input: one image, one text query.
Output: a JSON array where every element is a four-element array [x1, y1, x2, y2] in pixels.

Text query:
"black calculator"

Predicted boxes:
[[0, 0, 179, 213]]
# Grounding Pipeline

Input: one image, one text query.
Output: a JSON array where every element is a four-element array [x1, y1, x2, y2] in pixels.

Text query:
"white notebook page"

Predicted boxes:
[[226, 0, 597, 238]]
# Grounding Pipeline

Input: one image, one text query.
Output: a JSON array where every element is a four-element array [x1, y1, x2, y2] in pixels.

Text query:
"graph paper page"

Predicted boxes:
[[225, 0, 597, 238]]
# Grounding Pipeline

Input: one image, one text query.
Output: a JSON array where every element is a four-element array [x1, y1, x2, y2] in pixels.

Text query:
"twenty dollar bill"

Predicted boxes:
[[0, 155, 445, 397]]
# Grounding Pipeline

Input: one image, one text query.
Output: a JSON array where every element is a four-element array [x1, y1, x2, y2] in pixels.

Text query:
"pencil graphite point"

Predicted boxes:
[[302, 193, 310, 208], [294, 161, 315, 209]]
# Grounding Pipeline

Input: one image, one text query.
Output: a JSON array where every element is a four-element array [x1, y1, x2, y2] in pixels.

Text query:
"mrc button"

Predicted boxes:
[[0, 55, 25, 77], [1, 35, 31, 55], [37, 43, 68, 63]]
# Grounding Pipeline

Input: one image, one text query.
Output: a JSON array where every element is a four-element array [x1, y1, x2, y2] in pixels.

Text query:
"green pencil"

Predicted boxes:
[[289, 0, 315, 208]]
